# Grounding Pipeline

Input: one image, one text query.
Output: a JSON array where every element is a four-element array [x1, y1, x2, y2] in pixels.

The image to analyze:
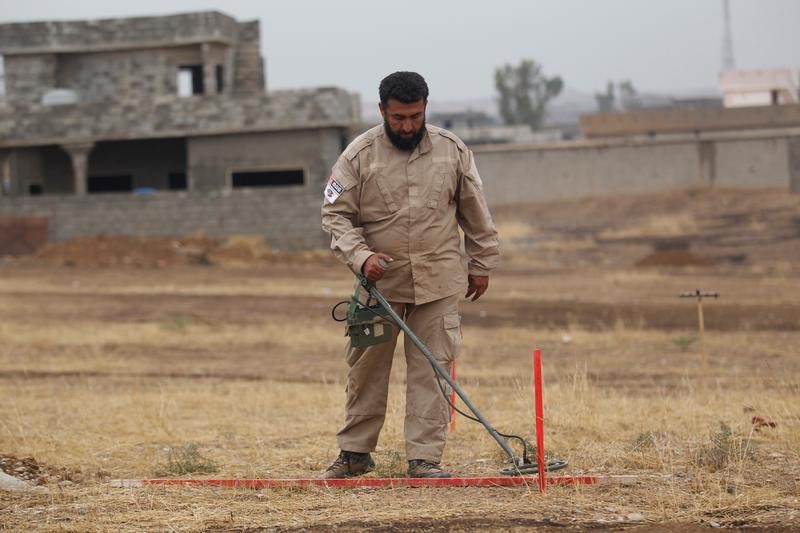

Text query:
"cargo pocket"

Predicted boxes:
[[442, 313, 462, 361]]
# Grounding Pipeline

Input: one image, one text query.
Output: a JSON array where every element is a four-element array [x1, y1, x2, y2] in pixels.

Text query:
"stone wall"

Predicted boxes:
[[0, 11, 263, 109], [0, 12, 239, 53], [2, 54, 57, 107], [233, 21, 265, 95], [0, 88, 358, 147]]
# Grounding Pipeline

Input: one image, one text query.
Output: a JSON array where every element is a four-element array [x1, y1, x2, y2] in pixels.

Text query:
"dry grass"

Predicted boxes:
[[0, 263, 799, 531]]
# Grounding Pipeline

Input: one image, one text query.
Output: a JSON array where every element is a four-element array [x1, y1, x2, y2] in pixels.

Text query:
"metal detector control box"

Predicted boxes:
[[345, 297, 393, 348]]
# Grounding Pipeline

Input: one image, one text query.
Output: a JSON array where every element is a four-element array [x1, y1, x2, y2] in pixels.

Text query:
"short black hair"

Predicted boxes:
[[379, 71, 429, 105]]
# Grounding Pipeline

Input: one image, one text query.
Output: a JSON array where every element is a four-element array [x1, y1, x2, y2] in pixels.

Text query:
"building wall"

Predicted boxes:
[[0, 128, 346, 248], [233, 21, 264, 94], [473, 132, 800, 206], [188, 128, 344, 192], [2, 129, 797, 249], [89, 138, 187, 190], [55, 48, 202, 103], [581, 104, 800, 138], [0, 11, 239, 52], [0, 188, 327, 249], [4, 54, 56, 106]]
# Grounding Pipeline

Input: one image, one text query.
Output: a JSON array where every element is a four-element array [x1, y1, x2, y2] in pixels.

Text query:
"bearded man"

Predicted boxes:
[[320, 71, 499, 479]]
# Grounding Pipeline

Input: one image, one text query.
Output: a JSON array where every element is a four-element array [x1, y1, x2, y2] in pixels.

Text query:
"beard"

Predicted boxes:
[[384, 119, 426, 151]]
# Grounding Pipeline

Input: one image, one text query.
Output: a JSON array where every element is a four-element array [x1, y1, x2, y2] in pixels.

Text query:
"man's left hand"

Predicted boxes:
[[465, 275, 489, 302]]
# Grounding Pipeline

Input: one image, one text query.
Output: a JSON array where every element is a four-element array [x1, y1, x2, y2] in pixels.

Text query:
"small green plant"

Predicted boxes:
[[694, 422, 755, 472], [631, 431, 660, 452], [161, 314, 191, 332], [154, 443, 218, 476], [672, 335, 697, 352]]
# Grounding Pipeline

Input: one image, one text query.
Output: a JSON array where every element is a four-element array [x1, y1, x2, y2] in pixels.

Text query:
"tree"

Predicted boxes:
[[618, 80, 641, 111], [495, 59, 563, 130], [593, 80, 641, 113], [594, 81, 616, 113]]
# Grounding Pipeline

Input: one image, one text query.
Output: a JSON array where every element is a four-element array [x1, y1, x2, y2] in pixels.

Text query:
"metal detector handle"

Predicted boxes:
[[362, 279, 521, 466]]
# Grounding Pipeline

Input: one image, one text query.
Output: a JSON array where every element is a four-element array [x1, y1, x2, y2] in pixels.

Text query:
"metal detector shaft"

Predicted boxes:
[[359, 277, 520, 464]]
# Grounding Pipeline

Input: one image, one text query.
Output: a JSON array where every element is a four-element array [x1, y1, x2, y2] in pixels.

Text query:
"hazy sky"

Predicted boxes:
[[1, 0, 798, 102]]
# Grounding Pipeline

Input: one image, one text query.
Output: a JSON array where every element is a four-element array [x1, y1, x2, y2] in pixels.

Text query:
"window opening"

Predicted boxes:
[[177, 65, 204, 96], [231, 169, 304, 188], [88, 175, 133, 193], [168, 171, 187, 190], [215, 65, 224, 93]]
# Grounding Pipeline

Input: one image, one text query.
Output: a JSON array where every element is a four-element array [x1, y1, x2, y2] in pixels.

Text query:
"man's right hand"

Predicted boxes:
[[361, 253, 394, 282]]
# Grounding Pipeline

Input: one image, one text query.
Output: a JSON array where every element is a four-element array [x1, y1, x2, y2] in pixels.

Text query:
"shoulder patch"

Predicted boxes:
[[438, 129, 468, 153]]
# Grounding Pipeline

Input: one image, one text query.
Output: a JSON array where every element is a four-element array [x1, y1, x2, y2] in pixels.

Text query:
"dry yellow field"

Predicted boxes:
[[1, 188, 799, 531]]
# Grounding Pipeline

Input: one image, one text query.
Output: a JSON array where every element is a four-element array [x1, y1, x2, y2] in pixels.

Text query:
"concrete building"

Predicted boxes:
[[720, 68, 800, 108], [0, 11, 359, 249]]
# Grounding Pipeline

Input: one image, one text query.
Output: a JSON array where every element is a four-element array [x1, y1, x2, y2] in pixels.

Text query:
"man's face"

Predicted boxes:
[[380, 98, 426, 151]]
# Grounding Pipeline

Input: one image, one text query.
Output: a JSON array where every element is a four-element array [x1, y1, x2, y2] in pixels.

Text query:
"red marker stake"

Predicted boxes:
[[533, 348, 546, 493], [449, 361, 457, 433]]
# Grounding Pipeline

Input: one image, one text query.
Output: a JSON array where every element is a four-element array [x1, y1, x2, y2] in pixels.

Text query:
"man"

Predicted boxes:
[[320, 71, 499, 479]]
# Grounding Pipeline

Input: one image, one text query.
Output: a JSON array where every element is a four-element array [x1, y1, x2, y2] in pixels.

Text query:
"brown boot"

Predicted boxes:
[[407, 459, 451, 478], [320, 450, 375, 479]]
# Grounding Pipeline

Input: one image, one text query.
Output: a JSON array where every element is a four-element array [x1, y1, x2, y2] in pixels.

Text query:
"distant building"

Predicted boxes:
[[719, 68, 800, 108], [0, 11, 360, 249], [428, 110, 563, 145]]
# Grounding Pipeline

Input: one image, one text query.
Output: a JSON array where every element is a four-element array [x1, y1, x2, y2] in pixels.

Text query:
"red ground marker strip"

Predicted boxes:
[[111, 475, 635, 489]]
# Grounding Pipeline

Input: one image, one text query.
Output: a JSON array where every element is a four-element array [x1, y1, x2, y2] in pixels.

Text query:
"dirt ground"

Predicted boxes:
[[0, 187, 799, 531]]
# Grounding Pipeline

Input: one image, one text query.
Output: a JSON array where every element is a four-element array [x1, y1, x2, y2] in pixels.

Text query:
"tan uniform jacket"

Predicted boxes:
[[321, 123, 500, 305]]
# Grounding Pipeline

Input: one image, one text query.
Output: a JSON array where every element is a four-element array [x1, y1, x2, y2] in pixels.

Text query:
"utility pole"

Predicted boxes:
[[722, 0, 735, 72]]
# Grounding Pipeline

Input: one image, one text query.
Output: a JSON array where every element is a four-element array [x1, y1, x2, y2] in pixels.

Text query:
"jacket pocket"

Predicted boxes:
[[373, 174, 399, 213], [426, 173, 447, 209]]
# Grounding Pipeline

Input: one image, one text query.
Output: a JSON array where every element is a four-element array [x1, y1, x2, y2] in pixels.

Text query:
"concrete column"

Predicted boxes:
[[202, 43, 217, 95], [0, 150, 10, 196], [224, 45, 235, 95], [62, 142, 94, 196], [698, 141, 716, 186], [789, 137, 800, 193]]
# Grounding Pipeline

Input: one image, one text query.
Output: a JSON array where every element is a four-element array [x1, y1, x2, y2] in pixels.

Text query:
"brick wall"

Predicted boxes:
[[0, 188, 328, 249]]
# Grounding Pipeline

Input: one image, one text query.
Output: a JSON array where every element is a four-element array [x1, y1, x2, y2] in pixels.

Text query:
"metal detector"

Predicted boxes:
[[335, 270, 568, 476]]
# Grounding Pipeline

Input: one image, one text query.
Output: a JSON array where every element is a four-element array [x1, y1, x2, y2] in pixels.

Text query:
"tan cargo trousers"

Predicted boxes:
[[336, 293, 461, 463]]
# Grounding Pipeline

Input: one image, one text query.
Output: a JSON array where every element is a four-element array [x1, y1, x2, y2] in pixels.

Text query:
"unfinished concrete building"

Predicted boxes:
[[0, 11, 360, 249]]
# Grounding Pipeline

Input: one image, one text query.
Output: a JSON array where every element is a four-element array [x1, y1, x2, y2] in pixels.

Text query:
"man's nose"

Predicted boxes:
[[401, 120, 414, 133]]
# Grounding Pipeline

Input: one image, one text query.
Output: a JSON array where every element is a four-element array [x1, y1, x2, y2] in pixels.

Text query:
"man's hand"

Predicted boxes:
[[361, 253, 394, 282], [465, 275, 489, 302]]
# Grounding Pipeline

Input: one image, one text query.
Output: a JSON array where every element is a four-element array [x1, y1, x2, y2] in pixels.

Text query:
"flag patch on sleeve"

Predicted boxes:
[[324, 176, 345, 204]]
